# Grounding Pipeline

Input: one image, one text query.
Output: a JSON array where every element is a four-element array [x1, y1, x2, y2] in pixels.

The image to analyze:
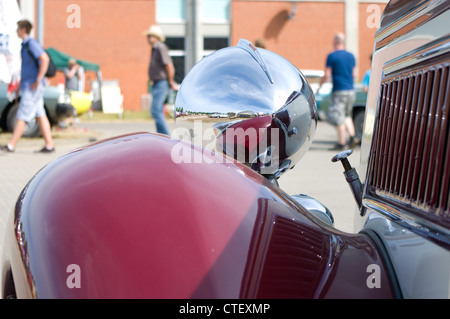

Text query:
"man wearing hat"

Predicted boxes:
[[144, 25, 177, 135]]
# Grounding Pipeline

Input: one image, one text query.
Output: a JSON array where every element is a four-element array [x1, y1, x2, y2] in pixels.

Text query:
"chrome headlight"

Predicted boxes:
[[174, 39, 317, 179]]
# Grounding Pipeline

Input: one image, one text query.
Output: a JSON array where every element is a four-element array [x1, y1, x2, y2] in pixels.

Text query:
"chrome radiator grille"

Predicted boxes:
[[367, 57, 450, 229]]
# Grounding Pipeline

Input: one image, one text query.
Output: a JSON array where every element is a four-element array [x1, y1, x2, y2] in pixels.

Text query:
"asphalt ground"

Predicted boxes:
[[0, 117, 361, 286]]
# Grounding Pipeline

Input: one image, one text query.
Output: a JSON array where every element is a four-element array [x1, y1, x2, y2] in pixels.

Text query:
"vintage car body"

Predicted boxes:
[[2, 133, 398, 298], [356, 0, 450, 298], [1, 0, 449, 299]]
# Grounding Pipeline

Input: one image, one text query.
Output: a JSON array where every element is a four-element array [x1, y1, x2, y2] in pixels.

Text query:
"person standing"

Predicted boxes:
[[64, 58, 81, 91], [317, 33, 359, 150], [144, 25, 177, 135], [1, 20, 55, 153], [361, 54, 372, 94]]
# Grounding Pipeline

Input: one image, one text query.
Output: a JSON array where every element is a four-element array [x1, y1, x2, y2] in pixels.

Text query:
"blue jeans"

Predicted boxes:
[[150, 80, 169, 135]]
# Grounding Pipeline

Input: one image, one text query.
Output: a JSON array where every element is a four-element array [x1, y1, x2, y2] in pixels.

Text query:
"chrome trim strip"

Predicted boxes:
[[383, 34, 450, 75], [363, 196, 450, 249], [291, 194, 334, 226], [375, 0, 447, 50], [237, 39, 274, 84]]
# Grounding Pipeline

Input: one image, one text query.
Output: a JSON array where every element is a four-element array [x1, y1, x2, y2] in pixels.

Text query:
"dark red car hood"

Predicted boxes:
[[12, 133, 397, 298]]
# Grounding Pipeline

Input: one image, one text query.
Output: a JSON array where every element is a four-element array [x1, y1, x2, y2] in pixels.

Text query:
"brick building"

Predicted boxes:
[[18, 0, 387, 111]]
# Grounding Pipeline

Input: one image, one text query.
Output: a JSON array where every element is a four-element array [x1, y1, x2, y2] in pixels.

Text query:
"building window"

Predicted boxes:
[[166, 37, 185, 51], [156, 0, 230, 81], [203, 37, 228, 50], [203, 37, 229, 56], [166, 37, 186, 83], [157, 0, 186, 22], [201, 0, 230, 22]]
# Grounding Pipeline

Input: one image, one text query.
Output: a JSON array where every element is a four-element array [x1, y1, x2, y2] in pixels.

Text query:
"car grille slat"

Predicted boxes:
[[387, 77, 406, 193], [375, 86, 392, 188], [392, 76, 413, 194], [398, 74, 419, 197], [367, 57, 450, 228], [436, 68, 450, 212], [423, 67, 448, 207], [381, 79, 397, 190], [409, 70, 433, 201]]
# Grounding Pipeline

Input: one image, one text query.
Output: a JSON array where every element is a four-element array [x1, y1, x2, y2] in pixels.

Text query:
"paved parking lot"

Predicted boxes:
[[0, 118, 361, 288]]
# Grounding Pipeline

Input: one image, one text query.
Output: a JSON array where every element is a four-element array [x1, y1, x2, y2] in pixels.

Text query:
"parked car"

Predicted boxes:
[[302, 69, 367, 140], [0, 81, 74, 137], [1, 0, 449, 300]]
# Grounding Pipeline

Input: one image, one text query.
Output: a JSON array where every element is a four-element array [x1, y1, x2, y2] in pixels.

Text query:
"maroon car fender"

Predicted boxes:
[[9, 133, 399, 298]]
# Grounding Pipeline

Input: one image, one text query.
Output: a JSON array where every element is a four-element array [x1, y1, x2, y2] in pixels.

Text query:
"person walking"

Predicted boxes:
[[1, 19, 55, 153], [144, 25, 177, 135], [317, 33, 359, 150]]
